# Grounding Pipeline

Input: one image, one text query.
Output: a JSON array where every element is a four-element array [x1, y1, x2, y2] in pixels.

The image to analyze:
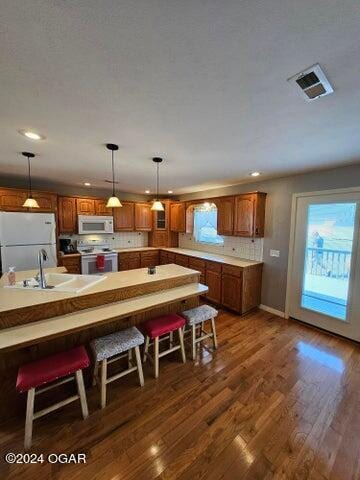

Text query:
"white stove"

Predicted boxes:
[[77, 240, 118, 274]]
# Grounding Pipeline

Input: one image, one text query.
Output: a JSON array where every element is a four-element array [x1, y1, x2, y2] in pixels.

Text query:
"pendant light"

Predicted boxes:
[[151, 157, 164, 211], [106, 143, 122, 208], [22, 152, 39, 208]]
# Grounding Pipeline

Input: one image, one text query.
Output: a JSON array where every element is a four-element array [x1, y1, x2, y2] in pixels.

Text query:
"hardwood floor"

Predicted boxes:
[[0, 308, 359, 480]]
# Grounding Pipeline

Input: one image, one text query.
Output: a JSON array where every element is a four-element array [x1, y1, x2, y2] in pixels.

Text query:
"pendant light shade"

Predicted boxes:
[[106, 143, 122, 208], [151, 157, 164, 211], [22, 152, 39, 208]]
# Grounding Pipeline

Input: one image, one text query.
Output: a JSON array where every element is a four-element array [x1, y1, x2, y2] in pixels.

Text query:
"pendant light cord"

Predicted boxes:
[[27, 155, 32, 198], [156, 162, 159, 200], [112, 149, 115, 196]]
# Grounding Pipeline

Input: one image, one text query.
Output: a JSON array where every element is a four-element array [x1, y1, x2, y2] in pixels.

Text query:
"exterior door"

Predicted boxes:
[[287, 188, 360, 341]]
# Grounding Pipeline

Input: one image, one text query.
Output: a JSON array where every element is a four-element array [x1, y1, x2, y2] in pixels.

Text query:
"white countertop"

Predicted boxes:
[[0, 264, 199, 314], [162, 247, 263, 268]]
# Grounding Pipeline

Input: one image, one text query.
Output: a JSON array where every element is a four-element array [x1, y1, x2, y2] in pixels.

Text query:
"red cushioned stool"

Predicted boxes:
[[141, 314, 186, 378], [16, 346, 90, 450]]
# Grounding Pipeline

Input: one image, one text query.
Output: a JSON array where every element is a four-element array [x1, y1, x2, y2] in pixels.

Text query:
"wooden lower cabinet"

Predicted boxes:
[[188, 257, 206, 283], [60, 255, 81, 274], [205, 269, 222, 304], [160, 250, 169, 264], [175, 254, 189, 268], [221, 273, 242, 312], [118, 252, 141, 271], [140, 251, 159, 268]]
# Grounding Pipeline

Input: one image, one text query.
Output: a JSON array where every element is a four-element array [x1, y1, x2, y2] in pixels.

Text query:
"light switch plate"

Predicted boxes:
[[270, 249, 280, 257]]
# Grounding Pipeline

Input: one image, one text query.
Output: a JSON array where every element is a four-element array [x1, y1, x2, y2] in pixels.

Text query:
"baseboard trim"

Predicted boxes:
[[259, 304, 286, 318]]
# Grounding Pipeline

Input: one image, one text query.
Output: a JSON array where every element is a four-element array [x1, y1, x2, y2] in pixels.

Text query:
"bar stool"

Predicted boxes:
[[182, 305, 218, 360], [142, 314, 186, 378], [16, 346, 90, 450], [91, 327, 145, 409]]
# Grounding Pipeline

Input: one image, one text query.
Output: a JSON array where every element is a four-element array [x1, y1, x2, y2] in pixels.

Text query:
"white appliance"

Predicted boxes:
[[78, 215, 114, 235], [0, 212, 57, 273], [77, 240, 118, 274]]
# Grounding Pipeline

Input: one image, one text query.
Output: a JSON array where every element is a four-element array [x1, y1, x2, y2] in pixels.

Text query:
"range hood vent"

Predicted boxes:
[[287, 64, 333, 101]]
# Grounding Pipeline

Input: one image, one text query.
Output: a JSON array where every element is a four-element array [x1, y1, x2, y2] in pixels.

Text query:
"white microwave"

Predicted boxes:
[[78, 215, 114, 234]]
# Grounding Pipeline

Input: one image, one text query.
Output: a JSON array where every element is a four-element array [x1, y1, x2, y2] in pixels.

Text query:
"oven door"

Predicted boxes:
[[81, 254, 118, 274]]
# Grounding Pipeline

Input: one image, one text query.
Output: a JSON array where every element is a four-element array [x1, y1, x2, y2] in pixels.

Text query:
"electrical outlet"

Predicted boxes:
[[270, 249, 280, 257]]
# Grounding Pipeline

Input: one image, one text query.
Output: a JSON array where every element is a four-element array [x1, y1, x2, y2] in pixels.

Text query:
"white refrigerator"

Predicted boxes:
[[0, 212, 57, 274]]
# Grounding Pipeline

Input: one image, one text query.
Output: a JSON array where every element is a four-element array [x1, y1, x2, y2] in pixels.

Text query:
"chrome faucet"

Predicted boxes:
[[37, 249, 48, 289]]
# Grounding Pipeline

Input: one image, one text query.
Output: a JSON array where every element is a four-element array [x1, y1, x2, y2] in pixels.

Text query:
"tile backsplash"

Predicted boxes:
[[179, 233, 263, 261], [59, 232, 148, 249]]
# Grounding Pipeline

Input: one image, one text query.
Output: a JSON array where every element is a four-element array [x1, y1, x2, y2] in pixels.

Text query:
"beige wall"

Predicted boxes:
[[180, 163, 360, 313]]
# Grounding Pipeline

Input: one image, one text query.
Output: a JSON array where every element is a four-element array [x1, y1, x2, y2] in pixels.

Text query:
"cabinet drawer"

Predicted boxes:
[[222, 264, 242, 277], [206, 261, 222, 273], [188, 257, 206, 276], [119, 252, 141, 261]]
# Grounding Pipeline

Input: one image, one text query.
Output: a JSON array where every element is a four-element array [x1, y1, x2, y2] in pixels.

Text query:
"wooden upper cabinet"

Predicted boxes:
[[32, 192, 57, 212], [0, 189, 28, 211], [135, 202, 152, 231], [114, 201, 135, 231], [216, 196, 234, 236], [76, 198, 95, 216], [170, 202, 186, 232], [233, 193, 266, 237], [58, 197, 77, 234], [95, 199, 113, 216]]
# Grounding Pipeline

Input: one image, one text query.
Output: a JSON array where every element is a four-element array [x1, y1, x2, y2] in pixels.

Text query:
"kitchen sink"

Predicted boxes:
[[5, 273, 106, 293]]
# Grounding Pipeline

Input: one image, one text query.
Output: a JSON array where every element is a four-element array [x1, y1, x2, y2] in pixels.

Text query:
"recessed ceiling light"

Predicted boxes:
[[145, 190, 150, 194], [84, 182, 91, 186], [167, 190, 173, 194], [18, 129, 45, 141], [250, 171, 261, 177]]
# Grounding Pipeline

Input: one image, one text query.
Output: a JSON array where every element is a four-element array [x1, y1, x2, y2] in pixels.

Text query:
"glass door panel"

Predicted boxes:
[[301, 203, 356, 321]]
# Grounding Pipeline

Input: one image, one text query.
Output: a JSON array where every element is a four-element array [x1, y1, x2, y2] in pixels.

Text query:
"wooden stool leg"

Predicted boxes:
[[191, 324, 196, 360], [211, 317, 218, 349], [92, 360, 99, 386], [143, 336, 150, 363], [24, 387, 35, 451], [100, 359, 107, 409], [154, 337, 159, 379], [134, 346, 145, 387], [128, 348, 133, 368], [178, 328, 186, 363], [169, 331, 173, 348], [75, 369, 89, 419]]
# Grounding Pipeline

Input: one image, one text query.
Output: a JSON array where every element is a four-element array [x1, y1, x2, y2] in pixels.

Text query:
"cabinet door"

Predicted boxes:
[[95, 199, 113, 216], [135, 203, 152, 231], [140, 251, 159, 267], [114, 202, 135, 231], [61, 256, 81, 274], [0, 189, 28, 211], [118, 252, 141, 271], [159, 251, 169, 265], [188, 257, 206, 283], [58, 197, 77, 234], [32, 192, 57, 212], [217, 197, 234, 236], [76, 198, 96, 216], [222, 273, 242, 312], [175, 254, 189, 267], [233, 194, 255, 236], [170, 203, 186, 232], [205, 269, 222, 304]]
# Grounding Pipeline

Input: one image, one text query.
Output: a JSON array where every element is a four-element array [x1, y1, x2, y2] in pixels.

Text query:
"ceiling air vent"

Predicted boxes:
[[287, 64, 333, 101]]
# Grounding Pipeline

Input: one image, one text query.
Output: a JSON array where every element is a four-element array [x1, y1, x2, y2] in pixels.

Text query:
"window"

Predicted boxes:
[[193, 203, 224, 245]]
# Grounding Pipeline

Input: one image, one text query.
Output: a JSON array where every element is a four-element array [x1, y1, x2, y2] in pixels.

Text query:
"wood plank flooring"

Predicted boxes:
[[0, 308, 359, 480]]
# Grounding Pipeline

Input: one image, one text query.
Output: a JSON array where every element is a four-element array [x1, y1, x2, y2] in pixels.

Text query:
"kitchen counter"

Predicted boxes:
[[0, 264, 200, 328], [114, 247, 158, 253], [162, 247, 262, 268]]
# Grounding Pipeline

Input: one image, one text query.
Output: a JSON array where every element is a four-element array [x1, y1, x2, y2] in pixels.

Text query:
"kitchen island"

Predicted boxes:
[[0, 265, 207, 422]]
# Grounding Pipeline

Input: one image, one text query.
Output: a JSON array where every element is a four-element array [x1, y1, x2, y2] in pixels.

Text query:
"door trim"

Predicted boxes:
[[285, 186, 360, 320]]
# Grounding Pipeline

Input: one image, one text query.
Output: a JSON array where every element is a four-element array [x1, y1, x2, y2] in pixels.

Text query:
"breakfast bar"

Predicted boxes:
[[0, 265, 207, 422]]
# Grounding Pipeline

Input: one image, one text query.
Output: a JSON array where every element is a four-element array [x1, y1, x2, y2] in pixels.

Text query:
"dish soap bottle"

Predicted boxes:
[[8, 266, 16, 286]]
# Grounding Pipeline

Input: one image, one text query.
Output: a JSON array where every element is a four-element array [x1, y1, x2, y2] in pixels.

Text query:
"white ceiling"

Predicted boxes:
[[1, 0, 360, 195]]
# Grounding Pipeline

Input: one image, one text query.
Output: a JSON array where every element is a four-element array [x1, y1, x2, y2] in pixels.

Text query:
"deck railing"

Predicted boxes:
[[305, 247, 352, 279]]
